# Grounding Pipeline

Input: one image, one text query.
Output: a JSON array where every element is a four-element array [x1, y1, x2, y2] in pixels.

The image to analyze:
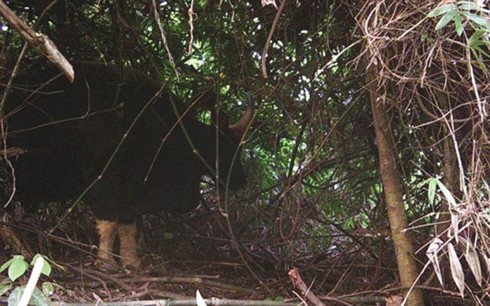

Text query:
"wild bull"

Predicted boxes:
[[1, 63, 253, 269]]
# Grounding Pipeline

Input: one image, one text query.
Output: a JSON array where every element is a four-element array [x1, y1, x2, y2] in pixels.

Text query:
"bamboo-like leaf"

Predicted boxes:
[[428, 178, 437, 206], [435, 11, 459, 30], [460, 238, 482, 286], [458, 1, 480, 11], [428, 4, 457, 17], [484, 253, 490, 273], [426, 238, 444, 286], [469, 30, 486, 47], [464, 12, 490, 29], [435, 180, 457, 207], [448, 242, 465, 297], [454, 14, 464, 36], [450, 210, 460, 242]]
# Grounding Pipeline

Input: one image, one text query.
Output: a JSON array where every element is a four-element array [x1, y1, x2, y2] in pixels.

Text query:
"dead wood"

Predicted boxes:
[[288, 267, 325, 306], [0, 0, 73, 82]]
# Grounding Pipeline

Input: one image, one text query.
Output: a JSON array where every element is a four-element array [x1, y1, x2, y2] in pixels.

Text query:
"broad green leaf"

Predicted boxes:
[[428, 4, 457, 17], [42, 282, 55, 297], [448, 242, 465, 297], [435, 11, 459, 31], [41, 260, 51, 277], [31, 255, 51, 277], [0, 258, 15, 273], [31, 288, 48, 306], [31, 254, 42, 265], [8, 256, 28, 282], [7, 286, 22, 306]]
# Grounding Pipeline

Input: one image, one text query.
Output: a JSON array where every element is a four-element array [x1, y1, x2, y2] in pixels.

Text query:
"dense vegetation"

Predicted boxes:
[[0, 1, 489, 305]]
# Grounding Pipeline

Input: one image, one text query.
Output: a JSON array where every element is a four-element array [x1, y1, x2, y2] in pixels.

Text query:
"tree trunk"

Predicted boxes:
[[368, 72, 425, 306]]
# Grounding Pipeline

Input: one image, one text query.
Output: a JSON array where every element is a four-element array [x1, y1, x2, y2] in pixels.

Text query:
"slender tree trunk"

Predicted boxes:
[[368, 72, 425, 306]]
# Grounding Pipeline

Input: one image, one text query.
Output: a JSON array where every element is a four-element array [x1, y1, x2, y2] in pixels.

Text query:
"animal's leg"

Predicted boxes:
[[118, 222, 141, 269], [95, 219, 119, 269]]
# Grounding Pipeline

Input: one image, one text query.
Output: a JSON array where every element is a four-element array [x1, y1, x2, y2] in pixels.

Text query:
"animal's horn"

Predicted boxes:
[[229, 93, 254, 140]]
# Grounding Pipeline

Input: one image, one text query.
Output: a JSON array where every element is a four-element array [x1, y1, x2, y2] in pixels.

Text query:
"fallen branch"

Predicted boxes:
[[122, 276, 257, 295], [288, 267, 325, 306]]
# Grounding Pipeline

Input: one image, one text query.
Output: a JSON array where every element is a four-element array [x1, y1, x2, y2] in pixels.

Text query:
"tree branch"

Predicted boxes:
[[0, 0, 73, 82]]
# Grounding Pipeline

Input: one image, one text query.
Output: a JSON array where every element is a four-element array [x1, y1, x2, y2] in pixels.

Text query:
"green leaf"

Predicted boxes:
[[458, 1, 480, 11], [8, 256, 28, 282], [454, 14, 464, 36], [7, 286, 22, 306], [468, 31, 490, 59], [7, 286, 48, 306], [31, 288, 48, 306], [0, 258, 15, 273], [0, 279, 12, 296], [464, 12, 490, 29], [469, 30, 486, 46], [31, 254, 42, 265], [435, 180, 456, 207], [428, 4, 457, 17], [31, 255, 51, 277], [435, 11, 459, 31], [42, 282, 55, 297]]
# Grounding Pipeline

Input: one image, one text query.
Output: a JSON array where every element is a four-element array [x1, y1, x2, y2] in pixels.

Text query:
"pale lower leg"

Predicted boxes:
[[118, 222, 140, 269], [95, 219, 119, 266]]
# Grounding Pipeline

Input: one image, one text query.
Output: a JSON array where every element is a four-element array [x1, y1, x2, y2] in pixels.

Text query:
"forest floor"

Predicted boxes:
[[0, 203, 476, 305]]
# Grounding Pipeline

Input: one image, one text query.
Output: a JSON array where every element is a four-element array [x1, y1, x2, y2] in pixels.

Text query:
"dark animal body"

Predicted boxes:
[[1, 63, 253, 269]]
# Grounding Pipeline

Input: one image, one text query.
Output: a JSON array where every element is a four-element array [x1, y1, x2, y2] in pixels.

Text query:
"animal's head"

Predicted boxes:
[[206, 94, 254, 191]]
